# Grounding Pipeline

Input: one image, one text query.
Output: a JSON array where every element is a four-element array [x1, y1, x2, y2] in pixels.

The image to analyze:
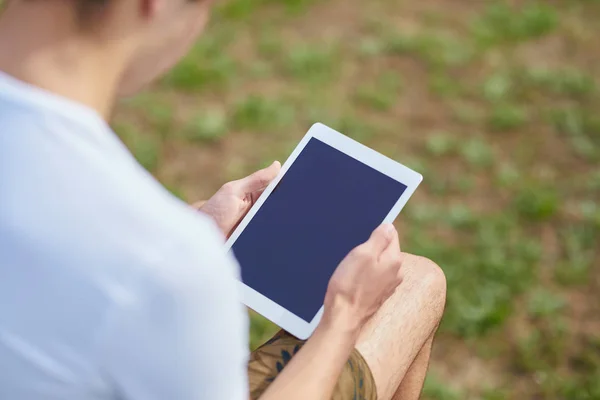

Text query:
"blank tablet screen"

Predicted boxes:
[[232, 138, 407, 323]]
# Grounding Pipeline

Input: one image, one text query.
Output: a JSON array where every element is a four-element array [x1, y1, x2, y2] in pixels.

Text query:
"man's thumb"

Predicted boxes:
[[367, 224, 396, 254], [241, 161, 281, 193]]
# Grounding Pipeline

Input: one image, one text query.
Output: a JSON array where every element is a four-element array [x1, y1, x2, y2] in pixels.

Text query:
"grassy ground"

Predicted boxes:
[[113, 0, 600, 398]]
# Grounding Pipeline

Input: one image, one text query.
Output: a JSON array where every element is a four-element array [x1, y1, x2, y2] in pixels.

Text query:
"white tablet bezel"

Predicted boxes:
[[224, 123, 423, 340]]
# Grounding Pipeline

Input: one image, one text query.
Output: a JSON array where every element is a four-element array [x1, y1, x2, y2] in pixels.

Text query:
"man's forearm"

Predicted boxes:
[[258, 305, 360, 400]]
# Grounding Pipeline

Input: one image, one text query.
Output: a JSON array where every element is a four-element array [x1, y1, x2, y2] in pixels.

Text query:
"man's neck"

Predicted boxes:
[[0, 2, 126, 119]]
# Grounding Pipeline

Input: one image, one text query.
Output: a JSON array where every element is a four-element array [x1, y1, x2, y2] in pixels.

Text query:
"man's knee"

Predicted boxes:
[[402, 254, 447, 321]]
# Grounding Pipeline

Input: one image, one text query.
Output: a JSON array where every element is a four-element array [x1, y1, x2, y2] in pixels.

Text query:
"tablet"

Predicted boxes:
[[225, 123, 422, 339]]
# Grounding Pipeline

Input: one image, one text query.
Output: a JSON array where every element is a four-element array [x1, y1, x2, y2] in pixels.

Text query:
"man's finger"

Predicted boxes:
[[238, 161, 281, 195], [366, 223, 396, 255], [379, 226, 400, 263]]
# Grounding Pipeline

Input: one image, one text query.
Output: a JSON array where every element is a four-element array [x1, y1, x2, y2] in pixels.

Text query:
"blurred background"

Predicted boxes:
[[112, 0, 600, 398]]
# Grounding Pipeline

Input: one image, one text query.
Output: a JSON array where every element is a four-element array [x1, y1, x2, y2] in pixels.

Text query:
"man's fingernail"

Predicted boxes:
[[383, 224, 395, 236]]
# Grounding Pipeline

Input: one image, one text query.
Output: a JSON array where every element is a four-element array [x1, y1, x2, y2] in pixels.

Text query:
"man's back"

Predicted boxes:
[[0, 72, 249, 400]]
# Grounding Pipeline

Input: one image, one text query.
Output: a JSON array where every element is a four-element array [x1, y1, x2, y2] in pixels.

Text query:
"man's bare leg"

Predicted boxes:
[[391, 332, 435, 399], [356, 254, 446, 400]]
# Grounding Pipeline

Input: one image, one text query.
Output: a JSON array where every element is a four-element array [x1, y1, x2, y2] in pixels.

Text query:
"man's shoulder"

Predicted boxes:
[[101, 174, 241, 294], [0, 98, 236, 296], [85, 187, 237, 295]]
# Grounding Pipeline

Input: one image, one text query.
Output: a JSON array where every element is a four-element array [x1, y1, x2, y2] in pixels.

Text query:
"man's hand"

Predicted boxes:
[[197, 161, 281, 238], [323, 224, 403, 335], [259, 224, 403, 400]]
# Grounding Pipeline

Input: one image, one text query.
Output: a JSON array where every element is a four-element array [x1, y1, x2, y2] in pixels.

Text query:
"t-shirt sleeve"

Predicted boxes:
[[97, 218, 249, 400]]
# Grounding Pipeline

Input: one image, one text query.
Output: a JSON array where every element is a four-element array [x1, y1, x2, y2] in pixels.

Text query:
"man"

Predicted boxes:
[[0, 1, 446, 399]]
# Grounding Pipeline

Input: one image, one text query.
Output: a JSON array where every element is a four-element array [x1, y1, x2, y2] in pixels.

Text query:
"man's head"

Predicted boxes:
[[78, 0, 213, 95], [0, 0, 213, 113]]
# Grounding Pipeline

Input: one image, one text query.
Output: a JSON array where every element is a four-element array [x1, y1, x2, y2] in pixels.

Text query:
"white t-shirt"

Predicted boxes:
[[0, 72, 249, 400]]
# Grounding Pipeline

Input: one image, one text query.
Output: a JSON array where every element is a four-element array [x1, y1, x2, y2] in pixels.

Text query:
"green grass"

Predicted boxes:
[[496, 162, 521, 187], [285, 43, 338, 83], [483, 73, 513, 103], [257, 30, 284, 58], [488, 103, 528, 131], [515, 321, 569, 374], [113, 122, 161, 172], [387, 32, 474, 69], [429, 72, 465, 98], [549, 107, 600, 161], [332, 114, 377, 143], [357, 36, 387, 58], [471, 1, 559, 47], [525, 67, 597, 98], [163, 32, 237, 92], [232, 94, 295, 133], [527, 288, 566, 318], [425, 132, 456, 156], [216, 0, 314, 19], [354, 71, 403, 111], [555, 224, 597, 286], [407, 211, 542, 338], [183, 108, 229, 143], [422, 373, 463, 400], [588, 169, 600, 191], [514, 184, 560, 221], [460, 137, 495, 168], [450, 101, 485, 125], [124, 93, 175, 137]]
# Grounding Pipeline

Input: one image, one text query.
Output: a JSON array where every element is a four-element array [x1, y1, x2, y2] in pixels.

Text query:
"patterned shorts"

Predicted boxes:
[[248, 330, 377, 400]]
